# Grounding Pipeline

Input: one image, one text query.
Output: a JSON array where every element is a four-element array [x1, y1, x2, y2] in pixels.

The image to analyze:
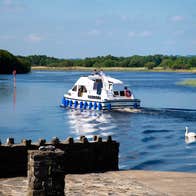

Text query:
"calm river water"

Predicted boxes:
[[1, 71, 196, 172]]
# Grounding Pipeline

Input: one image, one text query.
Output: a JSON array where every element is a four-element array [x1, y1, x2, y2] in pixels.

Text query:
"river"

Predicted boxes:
[[0, 71, 196, 172]]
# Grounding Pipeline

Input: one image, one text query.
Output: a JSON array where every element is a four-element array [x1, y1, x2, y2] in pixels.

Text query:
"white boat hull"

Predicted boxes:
[[61, 96, 140, 110]]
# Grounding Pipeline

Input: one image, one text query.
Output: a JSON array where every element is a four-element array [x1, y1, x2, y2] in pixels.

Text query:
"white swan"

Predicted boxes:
[[185, 126, 196, 137]]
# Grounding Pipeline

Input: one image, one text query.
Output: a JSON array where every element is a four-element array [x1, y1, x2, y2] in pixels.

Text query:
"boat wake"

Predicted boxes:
[[140, 107, 196, 121], [112, 108, 141, 113]]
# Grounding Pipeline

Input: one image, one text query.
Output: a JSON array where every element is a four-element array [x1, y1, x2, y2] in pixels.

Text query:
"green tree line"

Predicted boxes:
[[0, 49, 31, 74], [1, 49, 196, 74], [21, 54, 196, 70]]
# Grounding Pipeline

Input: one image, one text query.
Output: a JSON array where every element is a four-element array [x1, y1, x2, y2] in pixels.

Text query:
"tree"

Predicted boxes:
[[102, 59, 117, 67], [0, 49, 31, 74], [188, 57, 196, 67], [171, 58, 190, 69], [159, 59, 173, 69], [144, 62, 156, 70], [128, 55, 143, 67]]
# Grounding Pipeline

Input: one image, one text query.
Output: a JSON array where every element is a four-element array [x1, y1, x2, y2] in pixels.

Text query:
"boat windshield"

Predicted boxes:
[[112, 83, 124, 91], [78, 85, 87, 97]]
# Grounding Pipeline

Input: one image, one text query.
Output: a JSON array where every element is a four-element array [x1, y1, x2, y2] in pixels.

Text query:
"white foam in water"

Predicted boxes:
[[119, 164, 128, 169], [99, 125, 116, 131], [100, 132, 114, 137], [115, 108, 141, 113]]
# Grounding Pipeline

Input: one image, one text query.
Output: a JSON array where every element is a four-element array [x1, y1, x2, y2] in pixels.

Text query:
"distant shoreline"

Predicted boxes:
[[32, 66, 196, 73]]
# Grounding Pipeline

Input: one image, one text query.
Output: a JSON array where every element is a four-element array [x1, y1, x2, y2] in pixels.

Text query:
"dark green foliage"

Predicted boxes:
[[49, 60, 73, 67], [144, 62, 156, 70], [18, 55, 64, 66], [188, 57, 196, 67], [0, 49, 31, 74], [14, 53, 196, 70], [1, 49, 196, 71]]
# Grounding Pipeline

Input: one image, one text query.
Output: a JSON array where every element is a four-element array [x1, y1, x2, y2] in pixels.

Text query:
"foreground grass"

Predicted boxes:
[[32, 66, 196, 73], [178, 79, 196, 87]]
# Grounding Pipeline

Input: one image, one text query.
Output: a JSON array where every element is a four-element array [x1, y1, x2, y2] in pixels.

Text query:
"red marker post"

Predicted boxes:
[[13, 70, 16, 88]]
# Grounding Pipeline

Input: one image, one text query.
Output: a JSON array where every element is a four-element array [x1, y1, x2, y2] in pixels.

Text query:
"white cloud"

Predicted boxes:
[[1, 0, 26, 12], [87, 29, 101, 36], [171, 15, 184, 22], [139, 31, 152, 37], [25, 34, 43, 43], [128, 31, 152, 38]]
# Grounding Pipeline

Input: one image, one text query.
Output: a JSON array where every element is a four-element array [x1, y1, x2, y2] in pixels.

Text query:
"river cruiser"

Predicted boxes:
[[61, 72, 140, 110]]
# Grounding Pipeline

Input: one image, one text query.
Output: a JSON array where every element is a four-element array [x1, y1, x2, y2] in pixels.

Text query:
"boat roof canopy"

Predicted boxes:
[[74, 74, 124, 87], [106, 76, 123, 84]]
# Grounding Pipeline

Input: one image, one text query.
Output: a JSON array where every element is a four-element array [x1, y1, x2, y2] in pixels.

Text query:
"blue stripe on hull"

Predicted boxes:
[[61, 97, 140, 110]]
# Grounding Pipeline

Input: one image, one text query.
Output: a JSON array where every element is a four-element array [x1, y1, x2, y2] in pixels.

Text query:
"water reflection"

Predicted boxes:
[[0, 79, 12, 103], [66, 109, 116, 139], [13, 87, 16, 111]]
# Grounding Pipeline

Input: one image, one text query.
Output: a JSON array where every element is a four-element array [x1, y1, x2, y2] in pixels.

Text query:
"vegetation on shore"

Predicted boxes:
[[22, 54, 196, 71], [0, 49, 31, 74], [178, 79, 196, 87], [1, 49, 196, 74]]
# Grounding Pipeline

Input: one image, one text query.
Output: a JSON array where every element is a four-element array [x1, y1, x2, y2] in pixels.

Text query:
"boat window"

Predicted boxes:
[[78, 85, 87, 97], [109, 83, 113, 90], [88, 95, 101, 100], [78, 85, 87, 93], [114, 91, 119, 96], [72, 85, 77, 92], [82, 86, 87, 93], [120, 91, 125, 96]]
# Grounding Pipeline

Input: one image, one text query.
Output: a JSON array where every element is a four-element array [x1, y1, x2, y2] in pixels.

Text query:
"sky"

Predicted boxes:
[[0, 0, 196, 58]]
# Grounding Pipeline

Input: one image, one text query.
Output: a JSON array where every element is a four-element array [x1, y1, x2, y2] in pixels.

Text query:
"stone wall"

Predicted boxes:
[[27, 149, 65, 196], [0, 136, 119, 178]]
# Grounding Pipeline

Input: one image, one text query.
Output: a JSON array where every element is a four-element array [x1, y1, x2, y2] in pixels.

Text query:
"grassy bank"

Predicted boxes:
[[31, 66, 196, 73], [32, 66, 147, 71], [178, 79, 196, 87]]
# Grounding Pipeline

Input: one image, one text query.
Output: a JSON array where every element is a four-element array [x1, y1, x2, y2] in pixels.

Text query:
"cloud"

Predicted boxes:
[[128, 31, 152, 38], [139, 31, 152, 37], [171, 15, 184, 22], [0, 0, 26, 12], [87, 29, 101, 36], [25, 34, 43, 43]]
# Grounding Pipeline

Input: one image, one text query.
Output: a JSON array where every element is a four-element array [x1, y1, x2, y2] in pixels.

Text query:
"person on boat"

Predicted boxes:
[[92, 69, 99, 75], [78, 86, 83, 97], [97, 79, 103, 95], [124, 86, 131, 97], [99, 69, 105, 76]]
